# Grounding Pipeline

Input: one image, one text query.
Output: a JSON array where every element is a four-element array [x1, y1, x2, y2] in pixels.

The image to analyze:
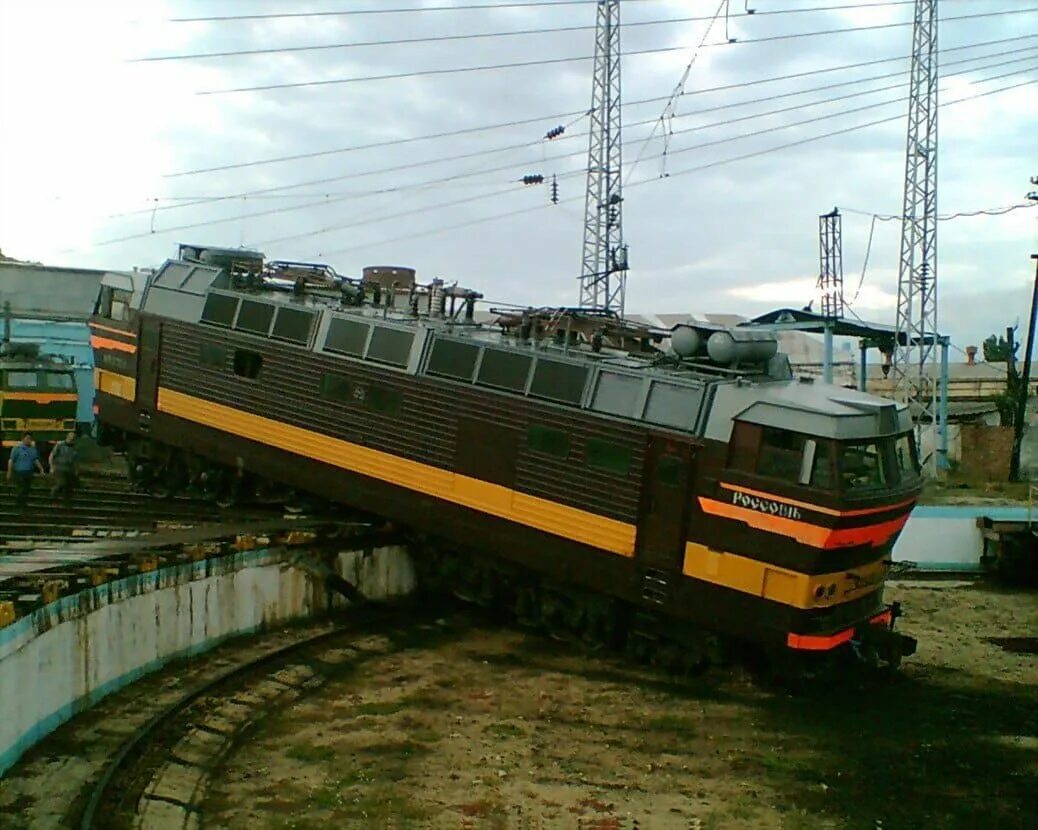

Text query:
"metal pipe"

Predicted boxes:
[[858, 340, 868, 392], [822, 324, 833, 384], [2, 301, 10, 354], [938, 336, 949, 471]]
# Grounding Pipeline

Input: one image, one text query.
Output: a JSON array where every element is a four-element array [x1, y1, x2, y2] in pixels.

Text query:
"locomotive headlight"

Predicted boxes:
[[814, 585, 826, 601], [827, 583, 837, 598]]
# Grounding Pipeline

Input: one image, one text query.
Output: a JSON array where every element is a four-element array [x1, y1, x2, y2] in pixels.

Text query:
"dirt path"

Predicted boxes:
[[203, 582, 1037, 830]]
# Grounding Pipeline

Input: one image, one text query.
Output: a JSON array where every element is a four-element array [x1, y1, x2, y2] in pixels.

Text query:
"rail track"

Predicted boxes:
[[76, 604, 451, 830], [0, 472, 351, 630], [0, 473, 281, 544]]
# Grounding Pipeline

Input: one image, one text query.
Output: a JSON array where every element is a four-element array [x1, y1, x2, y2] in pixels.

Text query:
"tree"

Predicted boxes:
[[982, 333, 1018, 363]]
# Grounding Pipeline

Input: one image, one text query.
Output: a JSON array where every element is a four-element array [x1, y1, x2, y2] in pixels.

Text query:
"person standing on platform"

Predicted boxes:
[[49, 432, 78, 501], [7, 432, 45, 510]]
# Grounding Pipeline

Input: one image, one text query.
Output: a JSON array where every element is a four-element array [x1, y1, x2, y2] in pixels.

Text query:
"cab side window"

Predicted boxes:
[[757, 427, 805, 481]]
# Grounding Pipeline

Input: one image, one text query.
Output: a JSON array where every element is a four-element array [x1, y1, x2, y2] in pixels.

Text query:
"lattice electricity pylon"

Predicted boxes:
[[579, 0, 628, 317], [892, 0, 939, 427], [818, 207, 844, 319]]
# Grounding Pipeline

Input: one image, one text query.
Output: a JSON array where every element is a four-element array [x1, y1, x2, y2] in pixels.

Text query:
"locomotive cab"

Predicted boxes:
[[699, 381, 921, 663]]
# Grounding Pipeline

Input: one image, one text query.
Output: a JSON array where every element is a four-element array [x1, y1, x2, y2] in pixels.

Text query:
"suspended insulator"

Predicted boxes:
[[550, 174, 559, 205], [545, 125, 566, 140], [521, 174, 545, 185]]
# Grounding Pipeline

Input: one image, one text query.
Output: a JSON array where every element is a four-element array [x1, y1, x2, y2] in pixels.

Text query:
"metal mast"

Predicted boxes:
[[818, 207, 844, 319], [579, 0, 628, 316], [892, 0, 938, 429]]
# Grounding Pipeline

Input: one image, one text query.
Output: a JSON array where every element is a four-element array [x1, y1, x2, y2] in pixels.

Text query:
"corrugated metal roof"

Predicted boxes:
[[0, 262, 112, 321]]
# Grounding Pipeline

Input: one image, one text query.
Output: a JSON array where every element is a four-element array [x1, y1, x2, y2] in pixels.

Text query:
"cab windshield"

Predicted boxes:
[[730, 423, 920, 493], [838, 433, 920, 492]]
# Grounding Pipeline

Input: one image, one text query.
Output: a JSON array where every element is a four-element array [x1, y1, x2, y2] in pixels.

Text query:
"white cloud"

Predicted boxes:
[[0, 0, 1032, 355]]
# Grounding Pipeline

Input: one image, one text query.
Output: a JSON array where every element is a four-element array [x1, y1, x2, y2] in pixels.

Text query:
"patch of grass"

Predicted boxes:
[[309, 783, 346, 810], [353, 699, 407, 716], [457, 798, 509, 823], [752, 749, 820, 783], [284, 744, 337, 763], [404, 687, 453, 709], [484, 721, 526, 739], [407, 726, 441, 744], [336, 783, 433, 824], [645, 713, 698, 735], [358, 739, 428, 760]]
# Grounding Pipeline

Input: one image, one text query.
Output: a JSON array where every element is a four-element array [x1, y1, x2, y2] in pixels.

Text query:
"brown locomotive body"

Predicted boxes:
[[90, 246, 920, 668]]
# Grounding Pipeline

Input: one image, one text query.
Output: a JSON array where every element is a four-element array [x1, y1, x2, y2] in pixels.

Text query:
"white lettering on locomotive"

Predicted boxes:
[[731, 490, 803, 520]]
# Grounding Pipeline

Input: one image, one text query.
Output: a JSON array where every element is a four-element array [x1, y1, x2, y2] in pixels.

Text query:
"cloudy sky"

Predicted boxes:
[[1, 0, 1035, 354]]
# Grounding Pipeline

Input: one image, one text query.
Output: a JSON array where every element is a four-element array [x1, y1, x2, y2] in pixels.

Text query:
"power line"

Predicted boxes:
[[851, 215, 879, 305], [166, 0, 977, 24], [102, 57, 1038, 242], [169, 0, 668, 23], [144, 1, 966, 62], [640, 76, 1038, 185], [626, 0, 728, 185], [196, 8, 1038, 95], [847, 202, 1038, 307], [238, 73, 1038, 254], [139, 14, 726, 62], [168, 35, 1038, 177], [843, 202, 1038, 221], [303, 76, 1038, 259]]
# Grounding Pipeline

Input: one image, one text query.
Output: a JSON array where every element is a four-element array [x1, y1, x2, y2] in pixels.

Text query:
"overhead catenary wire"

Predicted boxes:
[[847, 203, 1038, 303], [170, 0, 671, 23], [185, 73, 1038, 258], [141, 1, 975, 62], [102, 55, 1038, 241], [165, 0, 982, 24], [195, 7, 1038, 95], [101, 60, 1038, 246], [842, 202, 1038, 221], [626, 0, 729, 185], [166, 33, 1038, 177], [294, 76, 1038, 260]]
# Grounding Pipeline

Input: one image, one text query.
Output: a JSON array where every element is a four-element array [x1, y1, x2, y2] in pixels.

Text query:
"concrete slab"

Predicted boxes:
[[144, 760, 208, 805], [171, 728, 229, 768], [134, 796, 201, 830]]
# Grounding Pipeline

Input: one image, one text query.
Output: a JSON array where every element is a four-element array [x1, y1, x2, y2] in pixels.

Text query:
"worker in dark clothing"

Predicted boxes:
[[49, 432, 78, 500], [7, 432, 45, 509]]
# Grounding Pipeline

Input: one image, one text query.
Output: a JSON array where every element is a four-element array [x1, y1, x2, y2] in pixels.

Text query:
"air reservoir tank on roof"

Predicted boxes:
[[670, 325, 704, 359], [706, 329, 778, 366]]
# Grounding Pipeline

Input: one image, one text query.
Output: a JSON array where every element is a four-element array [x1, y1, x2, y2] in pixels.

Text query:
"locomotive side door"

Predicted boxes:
[[136, 316, 161, 411], [636, 435, 694, 580]]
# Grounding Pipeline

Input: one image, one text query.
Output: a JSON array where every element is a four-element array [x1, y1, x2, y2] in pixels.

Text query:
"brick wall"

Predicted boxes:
[[959, 424, 1014, 481]]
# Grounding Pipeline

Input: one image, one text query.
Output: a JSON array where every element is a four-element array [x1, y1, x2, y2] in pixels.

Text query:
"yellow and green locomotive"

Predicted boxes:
[[90, 245, 920, 668], [1, 310, 78, 457]]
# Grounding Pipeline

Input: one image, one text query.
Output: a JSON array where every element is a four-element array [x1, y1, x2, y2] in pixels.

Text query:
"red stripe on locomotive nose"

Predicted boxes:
[[787, 627, 855, 651]]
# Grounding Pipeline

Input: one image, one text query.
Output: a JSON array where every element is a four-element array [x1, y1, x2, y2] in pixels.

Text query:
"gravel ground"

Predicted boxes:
[[1, 581, 1034, 829], [206, 581, 1037, 830]]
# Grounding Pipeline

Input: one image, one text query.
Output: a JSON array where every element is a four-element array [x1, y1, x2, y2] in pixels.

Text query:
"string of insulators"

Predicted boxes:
[[550, 174, 559, 205], [544, 125, 565, 140], [521, 174, 545, 185]]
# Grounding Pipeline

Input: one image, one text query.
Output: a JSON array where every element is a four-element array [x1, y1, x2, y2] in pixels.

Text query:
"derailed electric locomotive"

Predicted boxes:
[[91, 245, 920, 668]]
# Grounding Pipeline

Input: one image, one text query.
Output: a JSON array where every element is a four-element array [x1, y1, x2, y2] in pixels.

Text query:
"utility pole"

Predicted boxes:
[[892, 0, 939, 470], [818, 207, 844, 319], [1010, 255, 1038, 481], [579, 0, 628, 316], [1009, 178, 1038, 481]]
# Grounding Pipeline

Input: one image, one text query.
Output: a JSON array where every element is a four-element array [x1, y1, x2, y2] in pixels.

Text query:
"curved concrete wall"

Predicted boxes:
[[0, 545, 414, 777]]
